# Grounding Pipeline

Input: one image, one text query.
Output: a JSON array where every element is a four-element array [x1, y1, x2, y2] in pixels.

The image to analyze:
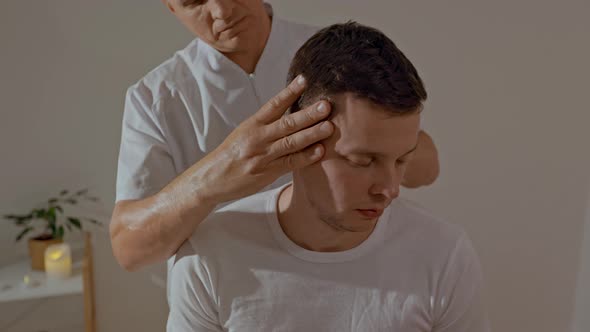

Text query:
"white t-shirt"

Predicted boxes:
[[167, 184, 491, 332]]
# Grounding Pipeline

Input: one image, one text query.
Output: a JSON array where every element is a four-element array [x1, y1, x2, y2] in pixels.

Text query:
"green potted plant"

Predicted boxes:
[[3, 189, 102, 271]]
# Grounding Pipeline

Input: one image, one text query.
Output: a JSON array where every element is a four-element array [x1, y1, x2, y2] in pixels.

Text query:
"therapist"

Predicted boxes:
[[110, 0, 440, 272]]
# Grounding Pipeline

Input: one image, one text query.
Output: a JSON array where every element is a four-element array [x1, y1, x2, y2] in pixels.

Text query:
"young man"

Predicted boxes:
[[111, 0, 440, 273], [167, 22, 489, 331]]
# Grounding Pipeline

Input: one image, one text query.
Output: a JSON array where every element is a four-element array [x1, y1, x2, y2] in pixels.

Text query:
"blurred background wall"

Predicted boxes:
[[1, 1, 588, 331]]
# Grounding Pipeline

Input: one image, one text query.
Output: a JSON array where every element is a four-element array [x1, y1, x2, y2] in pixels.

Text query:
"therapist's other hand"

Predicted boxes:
[[197, 75, 333, 205]]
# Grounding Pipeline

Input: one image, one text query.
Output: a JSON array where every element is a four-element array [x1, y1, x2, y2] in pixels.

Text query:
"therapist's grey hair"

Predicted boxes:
[[287, 21, 427, 115]]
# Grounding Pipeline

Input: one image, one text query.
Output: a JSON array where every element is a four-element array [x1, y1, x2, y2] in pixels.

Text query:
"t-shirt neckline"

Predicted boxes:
[[266, 183, 392, 263]]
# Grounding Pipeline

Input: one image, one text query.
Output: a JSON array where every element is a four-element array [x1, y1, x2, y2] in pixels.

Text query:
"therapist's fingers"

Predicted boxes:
[[265, 120, 333, 161], [254, 75, 307, 124], [267, 143, 326, 173], [200, 76, 332, 204], [264, 100, 332, 141]]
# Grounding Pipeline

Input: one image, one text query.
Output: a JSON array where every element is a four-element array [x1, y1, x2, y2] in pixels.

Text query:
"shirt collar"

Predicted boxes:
[[190, 2, 282, 77], [253, 4, 286, 77]]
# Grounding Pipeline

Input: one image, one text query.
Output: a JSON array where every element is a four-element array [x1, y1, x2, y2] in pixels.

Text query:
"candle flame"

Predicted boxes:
[[49, 250, 64, 261]]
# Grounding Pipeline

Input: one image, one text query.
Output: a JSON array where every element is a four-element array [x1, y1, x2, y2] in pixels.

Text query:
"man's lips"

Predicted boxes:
[[356, 209, 384, 219]]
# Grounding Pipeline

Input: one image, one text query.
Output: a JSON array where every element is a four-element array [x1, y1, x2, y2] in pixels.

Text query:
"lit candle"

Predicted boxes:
[[44, 243, 72, 279]]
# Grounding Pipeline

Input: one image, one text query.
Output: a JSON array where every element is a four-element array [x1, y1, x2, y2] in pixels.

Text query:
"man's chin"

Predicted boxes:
[[322, 215, 377, 233]]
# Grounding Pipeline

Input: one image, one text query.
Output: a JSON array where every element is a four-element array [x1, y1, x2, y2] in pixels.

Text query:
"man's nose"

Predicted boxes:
[[209, 0, 235, 20], [370, 182, 400, 201], [370, 168, 401, 201]]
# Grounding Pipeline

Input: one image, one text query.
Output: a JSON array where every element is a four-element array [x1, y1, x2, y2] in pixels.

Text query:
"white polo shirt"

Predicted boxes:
[[116, 14, 318, 203], [115, 10, 318, 292]]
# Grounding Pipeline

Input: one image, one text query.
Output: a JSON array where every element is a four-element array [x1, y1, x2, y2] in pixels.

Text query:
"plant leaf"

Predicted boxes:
[[56, 225, 65, 239], [33, 209, 46, 219], [15, 217, 33, 226], [65, 198, 77, 205], [49, 223, 57, 238], [67, 217, 82, 230], [60, 190, 68, 196], [87, 218, 102, 226], [75, 189, 88, 196], [4, 214, 31, 222], [16, 227, 33, 241], [48, 198, 58, 204], [66, 223, 72, 231], [47, 208, 56, 224], [54, 206, 64, 214]]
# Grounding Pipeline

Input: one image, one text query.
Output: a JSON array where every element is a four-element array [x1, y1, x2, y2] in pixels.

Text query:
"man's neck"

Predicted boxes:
[[277, 184, 374, 252]]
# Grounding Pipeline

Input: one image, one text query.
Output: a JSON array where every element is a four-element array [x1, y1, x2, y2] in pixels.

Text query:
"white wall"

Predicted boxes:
[[0, 1, 191, 330], [1, 1, 588, 331], [572, 185, 590, 332]]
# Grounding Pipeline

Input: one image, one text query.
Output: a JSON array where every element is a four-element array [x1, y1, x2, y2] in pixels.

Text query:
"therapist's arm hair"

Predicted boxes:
[[110, 161, 217, 272], [401, 130, 439, 188], [110, 76, 334, 271]]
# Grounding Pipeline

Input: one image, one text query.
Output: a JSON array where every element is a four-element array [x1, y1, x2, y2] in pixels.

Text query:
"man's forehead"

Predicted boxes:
[[327, 94, 421, 156], [329, 95, 419, 131], [332, 128, 420, 159]]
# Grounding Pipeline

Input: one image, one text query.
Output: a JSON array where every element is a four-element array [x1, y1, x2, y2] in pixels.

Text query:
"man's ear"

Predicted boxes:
[[161, 0, 176, 13]]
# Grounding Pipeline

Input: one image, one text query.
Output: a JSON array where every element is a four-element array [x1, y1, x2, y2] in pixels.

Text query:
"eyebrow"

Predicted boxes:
[[346, 143, 419, 159]]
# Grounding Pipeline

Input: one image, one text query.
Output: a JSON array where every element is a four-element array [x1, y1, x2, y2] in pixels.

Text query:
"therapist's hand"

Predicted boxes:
[[110, 75, 331, 271], [195, 75, 333, 205]]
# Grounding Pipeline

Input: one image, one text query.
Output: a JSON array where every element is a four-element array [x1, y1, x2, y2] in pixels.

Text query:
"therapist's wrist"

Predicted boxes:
[[190, 185, 220, 211]]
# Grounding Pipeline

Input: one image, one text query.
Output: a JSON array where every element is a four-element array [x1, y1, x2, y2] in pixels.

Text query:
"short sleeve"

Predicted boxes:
[[167, 242, 223, 332], [432, 233, 491, 332], [115, 83, 177, 202]]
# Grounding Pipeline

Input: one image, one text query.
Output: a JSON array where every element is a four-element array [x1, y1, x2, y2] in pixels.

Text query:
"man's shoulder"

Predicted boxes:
[[126, 39, 201, 103], [183, 188, 279, 256], [383, 198, 481, 279], [390, 198, 469, 250]]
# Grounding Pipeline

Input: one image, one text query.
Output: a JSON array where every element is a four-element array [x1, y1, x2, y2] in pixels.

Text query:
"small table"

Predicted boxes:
[[0, 234, 95, 332], [0, 259, 83, 303]]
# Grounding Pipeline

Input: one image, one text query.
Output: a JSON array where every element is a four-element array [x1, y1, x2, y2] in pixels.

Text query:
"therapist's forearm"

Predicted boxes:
[[110, 168, 218, 272], [110, 76, 335, 272]]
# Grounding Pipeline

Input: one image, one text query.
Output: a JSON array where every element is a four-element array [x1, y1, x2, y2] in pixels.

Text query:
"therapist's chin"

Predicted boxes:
[[212, 34, 253, 54]]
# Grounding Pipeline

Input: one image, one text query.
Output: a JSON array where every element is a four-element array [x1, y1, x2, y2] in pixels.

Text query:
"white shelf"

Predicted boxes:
[[0, 259, 83, 303]]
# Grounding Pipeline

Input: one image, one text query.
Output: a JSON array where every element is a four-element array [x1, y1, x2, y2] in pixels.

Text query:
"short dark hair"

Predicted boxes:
[[287, 21, 427, 114]]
